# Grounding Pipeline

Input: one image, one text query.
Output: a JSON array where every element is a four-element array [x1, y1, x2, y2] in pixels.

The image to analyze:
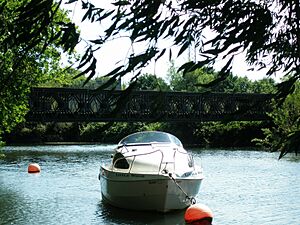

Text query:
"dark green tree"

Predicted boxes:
[[168, 63, 218, 92], [168, 62, 276, 93], [252, 78, 277, 94], [135, 74, 170, 91], [0, 0, 79, 143], [254, 82, 300, 158]]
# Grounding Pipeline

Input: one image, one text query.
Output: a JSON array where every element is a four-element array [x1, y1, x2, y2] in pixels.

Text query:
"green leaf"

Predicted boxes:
[[74, 57, 97, 79], [89, 39, 104, 45], [65, 0, 78, 4], [177, 42, 190, 57], [112, 1, 130, 6], [177, 61, 195, 73], [104, 66, 124, 77], [155, 49, 166, 61]]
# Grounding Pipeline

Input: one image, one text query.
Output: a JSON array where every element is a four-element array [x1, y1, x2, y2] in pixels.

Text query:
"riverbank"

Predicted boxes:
[[2, 142, 267, 154], [6, 142, 108, 146], [2, 121, 271, 149]]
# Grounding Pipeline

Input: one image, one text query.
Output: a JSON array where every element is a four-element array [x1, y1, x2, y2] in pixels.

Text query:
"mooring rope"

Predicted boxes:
[[168, 173, 196, 205]]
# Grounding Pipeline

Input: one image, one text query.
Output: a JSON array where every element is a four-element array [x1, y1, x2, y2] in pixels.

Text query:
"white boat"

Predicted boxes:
[[99, 131, 204, 212]]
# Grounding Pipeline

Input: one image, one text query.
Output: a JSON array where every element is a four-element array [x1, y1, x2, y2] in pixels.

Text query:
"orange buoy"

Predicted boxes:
[[184, 203, 213, 225], [28, 163, 41, 173]]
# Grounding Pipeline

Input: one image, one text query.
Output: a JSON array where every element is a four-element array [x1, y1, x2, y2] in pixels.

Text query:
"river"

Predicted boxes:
[[0, 145, 299, 225]]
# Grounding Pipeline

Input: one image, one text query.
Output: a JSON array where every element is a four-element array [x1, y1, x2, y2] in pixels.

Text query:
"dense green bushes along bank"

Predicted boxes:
[[3, 121, 270, 149]]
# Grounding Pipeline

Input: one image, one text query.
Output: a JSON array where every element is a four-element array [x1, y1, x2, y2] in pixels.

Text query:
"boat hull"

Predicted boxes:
[[100, 166, 203, 212]]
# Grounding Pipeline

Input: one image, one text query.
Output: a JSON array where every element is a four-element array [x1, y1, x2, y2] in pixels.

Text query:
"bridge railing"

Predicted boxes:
[[26, 87, 274, 122]]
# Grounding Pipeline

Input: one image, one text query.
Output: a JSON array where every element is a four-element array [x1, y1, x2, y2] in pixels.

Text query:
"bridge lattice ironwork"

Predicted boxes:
[[26, 87, 274, 122]]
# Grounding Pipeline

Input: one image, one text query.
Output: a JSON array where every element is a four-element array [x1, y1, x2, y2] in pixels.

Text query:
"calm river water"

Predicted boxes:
[[0, 145, 299, 225]]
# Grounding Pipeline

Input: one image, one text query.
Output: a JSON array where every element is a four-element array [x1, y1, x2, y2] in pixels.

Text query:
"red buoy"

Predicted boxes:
[[184, 203, 213, 225], [28, 163, 41, 173]]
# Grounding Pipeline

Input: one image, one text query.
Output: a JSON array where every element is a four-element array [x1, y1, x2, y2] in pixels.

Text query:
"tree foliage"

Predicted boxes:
[[254, 83, 300, 158], [134, 73, 170, 91], [168, 63, 276, 93], [0, 0, 79, 143], [67, 0, 299, 98]]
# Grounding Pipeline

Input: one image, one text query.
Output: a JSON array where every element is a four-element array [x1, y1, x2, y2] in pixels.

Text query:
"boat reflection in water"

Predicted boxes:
[[99, 131, 204, 212], [97, 201, 186, 225]]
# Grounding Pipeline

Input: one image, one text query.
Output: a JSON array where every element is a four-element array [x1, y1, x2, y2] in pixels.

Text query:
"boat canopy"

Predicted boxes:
[[119, 131, 183, 147]]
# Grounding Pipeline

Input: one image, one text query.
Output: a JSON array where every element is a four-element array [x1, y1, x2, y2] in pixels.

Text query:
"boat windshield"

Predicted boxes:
[[119, 131, 183, 147]]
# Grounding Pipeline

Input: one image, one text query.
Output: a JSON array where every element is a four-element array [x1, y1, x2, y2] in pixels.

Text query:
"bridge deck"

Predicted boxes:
[[26, 88, 273, 122]]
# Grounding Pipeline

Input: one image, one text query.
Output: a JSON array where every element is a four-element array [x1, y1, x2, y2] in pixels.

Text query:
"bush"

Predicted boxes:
[[194, 121, 267, 148], [254, 83, 300, 157]]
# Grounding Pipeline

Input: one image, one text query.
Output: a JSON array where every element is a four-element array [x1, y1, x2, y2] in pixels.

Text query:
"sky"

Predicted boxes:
[[62, 0, 282, 84]]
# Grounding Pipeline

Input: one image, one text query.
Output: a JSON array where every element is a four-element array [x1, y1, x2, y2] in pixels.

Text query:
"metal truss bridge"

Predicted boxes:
[[26, 87, 274, 122]]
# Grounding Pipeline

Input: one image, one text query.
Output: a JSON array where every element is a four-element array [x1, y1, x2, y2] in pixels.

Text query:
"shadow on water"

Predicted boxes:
[[283, 154, 300, 162], [0, 145, 113, 165], [0, 185, 30, 225], [94, 200, 186, 225]]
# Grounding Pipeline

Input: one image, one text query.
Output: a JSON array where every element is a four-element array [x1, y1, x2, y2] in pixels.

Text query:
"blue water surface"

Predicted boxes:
[[0, 145, 299, 225]]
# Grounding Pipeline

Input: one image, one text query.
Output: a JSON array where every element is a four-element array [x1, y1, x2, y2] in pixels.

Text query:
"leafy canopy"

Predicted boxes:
[[254, 82, 300, 158], [0, 0, 79, 142], [4, 0, 299, 94], [64, 0, 299, 97]]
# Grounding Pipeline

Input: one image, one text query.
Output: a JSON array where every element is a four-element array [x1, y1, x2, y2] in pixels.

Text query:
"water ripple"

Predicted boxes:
[[1, 146, 299, 225]]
